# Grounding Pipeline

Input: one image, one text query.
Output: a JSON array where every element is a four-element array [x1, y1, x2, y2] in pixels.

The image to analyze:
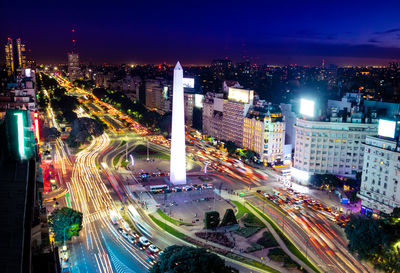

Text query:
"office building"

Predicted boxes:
[[222, 88, 253, 146], [145, 78, 171, 114], [67, 52, 80, 83], [293, 110, 378, 178], [5, 38, 26, 76], [0, 69, 37, 118], [202, 93, 224, 140], [243, 105, 285, 164], [358, 123, 400, 216], [183, 77, 203, 127]]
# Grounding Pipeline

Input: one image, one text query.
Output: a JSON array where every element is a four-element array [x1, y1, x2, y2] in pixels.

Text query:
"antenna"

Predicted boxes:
[[71, 28, 76, 53]]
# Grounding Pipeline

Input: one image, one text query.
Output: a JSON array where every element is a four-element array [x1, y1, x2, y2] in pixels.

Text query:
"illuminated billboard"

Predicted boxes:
[[24, 68, 31, 77], [194, 94, 203, 108], [163, 86, 168, 99], [228, 88, 254, 103], [378, 119, 396, 138], [182, 78, 194, 88], [300, 98, 315, 117]]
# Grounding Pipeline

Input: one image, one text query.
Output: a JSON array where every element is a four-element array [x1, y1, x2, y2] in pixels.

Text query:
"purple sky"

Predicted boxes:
[[1, 0, 400, 66]]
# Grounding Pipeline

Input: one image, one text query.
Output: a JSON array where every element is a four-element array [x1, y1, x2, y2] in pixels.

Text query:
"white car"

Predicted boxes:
[[122, 231, 129, 239], [127, 235, 136, 244], [130, 232, 139, 239], [148, 244, 159, 253], [139, 236, 150, 246]]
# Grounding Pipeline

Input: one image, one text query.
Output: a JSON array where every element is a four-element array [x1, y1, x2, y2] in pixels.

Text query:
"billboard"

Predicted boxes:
[[228, 88, 254, 103], [194, 94, 203, 108], [300, 98, 315, 117], [24, 68, 31, 77], [378, 119, 396, 138], [163, 86, 168, 99], [182, 78, 194, 88]]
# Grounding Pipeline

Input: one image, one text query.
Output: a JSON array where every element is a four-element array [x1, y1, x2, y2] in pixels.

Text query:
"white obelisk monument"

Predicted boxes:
[[170, 61, 186, 184]]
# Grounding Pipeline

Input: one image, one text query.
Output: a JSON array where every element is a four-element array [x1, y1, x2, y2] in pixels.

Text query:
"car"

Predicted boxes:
[[127, 235, 136, 244], [136, 241, 146, 250], [117, 227, 124, 234], [122, 231, 129, 239], [130, 232, 139, 238], [122, 221, 131, 232], [139, 236, 150, 246], [146, 257, 155, 265], [148, 244, 159, 253]]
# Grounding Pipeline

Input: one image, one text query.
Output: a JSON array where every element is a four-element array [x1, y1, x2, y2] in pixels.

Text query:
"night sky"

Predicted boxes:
[[1, 0, 400, 66]]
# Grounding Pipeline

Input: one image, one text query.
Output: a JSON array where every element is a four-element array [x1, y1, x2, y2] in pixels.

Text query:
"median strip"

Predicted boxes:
[[156, 209, 193, 226], [247, 202, 322, 273]]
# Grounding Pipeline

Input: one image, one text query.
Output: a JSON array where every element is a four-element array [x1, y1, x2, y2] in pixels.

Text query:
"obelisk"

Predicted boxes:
[[170, 61, 186, 184]]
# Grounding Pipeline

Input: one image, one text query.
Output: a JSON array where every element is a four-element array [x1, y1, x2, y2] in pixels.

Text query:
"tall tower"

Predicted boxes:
[[170, 62, 186, 185], [5, 38, 26, 76], [68, 28, 80, 82]]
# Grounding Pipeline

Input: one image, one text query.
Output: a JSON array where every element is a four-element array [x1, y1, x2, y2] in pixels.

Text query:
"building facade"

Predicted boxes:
[[5, 38, 26, 76], [358, 135, 400, 215], [145, 79, 170, 114], [294, 117, 378, 177], [67, 52, 80, 82], [202, 94, 224, 140], [221, 88, 253, 146], [243, 106, 285, 164]]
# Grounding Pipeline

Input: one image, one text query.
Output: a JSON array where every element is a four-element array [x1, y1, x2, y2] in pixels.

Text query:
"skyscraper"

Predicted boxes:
[[68, 29, 80, 82], [170, 62, 186, 185], [68, 52, 80, 83], [5, 38, 26, 76]]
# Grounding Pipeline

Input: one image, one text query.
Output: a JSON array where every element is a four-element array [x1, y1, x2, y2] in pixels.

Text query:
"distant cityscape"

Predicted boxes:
[[1, 35, 400, 273]]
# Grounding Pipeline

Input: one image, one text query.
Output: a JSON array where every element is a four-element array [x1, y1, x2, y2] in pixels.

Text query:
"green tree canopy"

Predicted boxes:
[[150, 245, 238, 273], [48, 207, 83, 244], [345, 216, 394, 259], [225, 141, 237, 155]]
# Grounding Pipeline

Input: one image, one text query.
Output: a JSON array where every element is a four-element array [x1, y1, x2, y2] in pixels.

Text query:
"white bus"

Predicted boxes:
[[149, 185, 169, 193]]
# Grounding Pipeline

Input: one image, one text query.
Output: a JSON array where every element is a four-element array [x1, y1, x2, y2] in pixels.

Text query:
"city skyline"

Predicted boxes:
[[2, 1, 400, 66]]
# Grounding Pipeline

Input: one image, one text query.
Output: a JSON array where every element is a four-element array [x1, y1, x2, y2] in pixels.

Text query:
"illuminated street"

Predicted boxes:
[[46, 74, 376, 273]]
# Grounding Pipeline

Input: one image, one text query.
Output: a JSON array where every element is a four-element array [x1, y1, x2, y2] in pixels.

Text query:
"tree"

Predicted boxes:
[[66, 117, 105, 147], [349, 190, 359, 203], [225, 141, 237, 155], [244, 150, 256, 162], [48, 207, 83, 244], [391, 207, 400, 219], [220, 209, 237, 227], [150, 245, 238, 273], [344, 216, 392, 259], [205, 211, 220, 230]]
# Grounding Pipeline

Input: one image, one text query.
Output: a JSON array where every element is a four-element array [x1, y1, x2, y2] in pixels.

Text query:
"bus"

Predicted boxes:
[[149, 185, 169, 193]]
